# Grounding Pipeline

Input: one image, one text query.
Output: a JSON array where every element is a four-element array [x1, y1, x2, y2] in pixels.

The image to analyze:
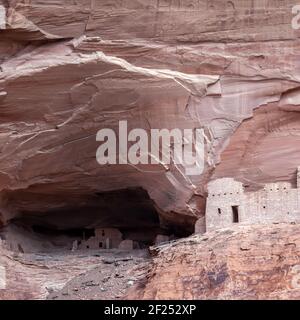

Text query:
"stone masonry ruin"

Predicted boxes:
[[203, 167, 300, 232]]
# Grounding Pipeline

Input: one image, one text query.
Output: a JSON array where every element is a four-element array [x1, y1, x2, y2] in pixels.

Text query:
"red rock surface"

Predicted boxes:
[[0, 1, 300, 230], [127, 223, 300, 300], [3, 223, 300, 300], [1, 1, 300, 300]]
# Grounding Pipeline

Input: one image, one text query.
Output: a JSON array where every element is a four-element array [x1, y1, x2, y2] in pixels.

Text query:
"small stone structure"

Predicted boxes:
[[78, 228, 123, 250], [71, 240, 79, 251], [194, 216, 206, 234], [155, 234, 170, 245], [118, 240, 134, 250], [204, 167, 300, 232]]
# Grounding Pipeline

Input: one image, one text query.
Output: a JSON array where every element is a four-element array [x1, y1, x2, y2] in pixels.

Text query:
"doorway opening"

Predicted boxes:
[[232, 206, 239, 223]]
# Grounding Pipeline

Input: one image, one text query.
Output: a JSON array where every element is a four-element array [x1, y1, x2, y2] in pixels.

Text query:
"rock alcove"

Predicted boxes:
[[0, 188, 190, 253]]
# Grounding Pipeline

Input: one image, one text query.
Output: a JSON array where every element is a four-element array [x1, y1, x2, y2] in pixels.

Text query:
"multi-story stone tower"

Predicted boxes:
[[202, 167, 300, 234], [205, 178, 245, 232]]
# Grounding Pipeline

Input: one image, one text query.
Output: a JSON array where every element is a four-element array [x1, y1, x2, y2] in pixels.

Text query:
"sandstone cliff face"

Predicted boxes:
[[0, 1, 300, 233], [127, 223, 300, 300]]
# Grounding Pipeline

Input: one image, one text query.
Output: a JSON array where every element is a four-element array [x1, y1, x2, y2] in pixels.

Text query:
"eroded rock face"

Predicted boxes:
[[127, 223, 300, 300], [0, 1, 300, 232]]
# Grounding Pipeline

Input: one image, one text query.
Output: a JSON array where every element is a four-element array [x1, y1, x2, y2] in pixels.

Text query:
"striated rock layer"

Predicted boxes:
[[127, 223, 300, 300], [1, 1, 300, 231]]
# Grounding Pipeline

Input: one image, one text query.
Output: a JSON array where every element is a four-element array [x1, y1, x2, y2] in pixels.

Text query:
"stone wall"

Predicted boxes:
[[205, 169, 300, 232], [206, 178, 246, 231], [78, 228, 123, 250], [194, 216, 206, 234]]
